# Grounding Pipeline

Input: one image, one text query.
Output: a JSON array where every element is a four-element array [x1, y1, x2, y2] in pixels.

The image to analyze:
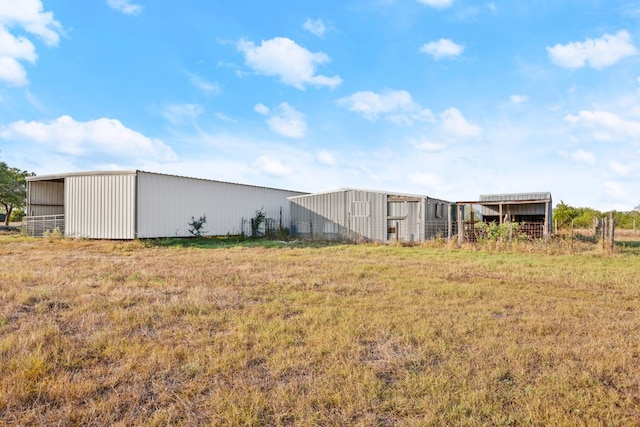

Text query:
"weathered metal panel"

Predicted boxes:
[[479, 192, 552, 216], [291, 189, 452, 243], [136, 172, 304, 238], [65, 173, 137, 239], [27, 180, 64, 216]]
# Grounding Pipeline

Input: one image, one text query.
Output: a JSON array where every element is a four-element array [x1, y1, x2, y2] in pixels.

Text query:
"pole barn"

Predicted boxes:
[[25, 170, 306, 239]]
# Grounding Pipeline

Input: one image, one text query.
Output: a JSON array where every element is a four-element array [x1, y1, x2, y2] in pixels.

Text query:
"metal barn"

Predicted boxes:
[[455, 192, 553, 242], [25, 170, 306, 239], [289, 189, 452, 243]]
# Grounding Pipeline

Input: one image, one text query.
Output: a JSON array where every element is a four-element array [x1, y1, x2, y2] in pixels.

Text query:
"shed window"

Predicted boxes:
[[296, 222, 310, 233]]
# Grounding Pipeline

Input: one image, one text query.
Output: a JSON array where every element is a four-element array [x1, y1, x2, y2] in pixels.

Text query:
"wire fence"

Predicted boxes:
[[23, 215, 65, 237]]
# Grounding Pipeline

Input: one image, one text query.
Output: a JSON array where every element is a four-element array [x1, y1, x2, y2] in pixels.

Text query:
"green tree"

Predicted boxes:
[[553, 200, 580, 229], [0, 162, 34, 226]]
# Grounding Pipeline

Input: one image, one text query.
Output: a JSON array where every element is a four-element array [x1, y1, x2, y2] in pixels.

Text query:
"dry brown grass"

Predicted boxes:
[[1, 235, 639, 426]]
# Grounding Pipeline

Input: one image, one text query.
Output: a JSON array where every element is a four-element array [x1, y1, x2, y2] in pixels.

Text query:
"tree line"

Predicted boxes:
[[553, 200, 640, 230]]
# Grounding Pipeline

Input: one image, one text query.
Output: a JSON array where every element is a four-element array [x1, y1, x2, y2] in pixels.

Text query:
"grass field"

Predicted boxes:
[[1, 235, 639, 426]]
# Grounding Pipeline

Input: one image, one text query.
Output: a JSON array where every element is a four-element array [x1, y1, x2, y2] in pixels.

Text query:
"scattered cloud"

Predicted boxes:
[[106, 0, 143, 15], [258, 102, 307, 139], [410, 138, 446, 152], [303, 18, 326, 37], [254, 103, 270, 115], [189, 74, 221, 95], [420, 38, 464, 60], [547, 30, 637, 69], [237, 37, 342, 90], [439, 107, 482, 139], [337, 89, 434, 124], [0, 0, 63, 86], [565, 110, 640, 141], [509, 94, 529, 104], [417, 0, 453, 9], [609, 160, 635, 175], [0, 115, 176, 161], [254, 155, 293, 176], [317, 150, 337, 166], [571, 149, 596, 165], [0, 56, 29, 86], [162, 104, 203, 126]]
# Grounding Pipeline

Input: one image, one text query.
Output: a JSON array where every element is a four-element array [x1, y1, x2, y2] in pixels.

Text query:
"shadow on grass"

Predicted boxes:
[[146, 236, 351, 249]]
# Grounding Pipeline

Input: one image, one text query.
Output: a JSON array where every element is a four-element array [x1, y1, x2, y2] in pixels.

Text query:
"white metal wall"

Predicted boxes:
[[136, 172, 304, 238], [65, 173, 137, 239]]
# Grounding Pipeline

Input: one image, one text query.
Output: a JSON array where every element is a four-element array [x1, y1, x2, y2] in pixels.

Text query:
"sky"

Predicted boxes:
[[1, 0, 640, 211]]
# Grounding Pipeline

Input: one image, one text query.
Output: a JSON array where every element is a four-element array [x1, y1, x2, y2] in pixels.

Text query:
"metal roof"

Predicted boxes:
[[288, 187, 451, 203], [27, 169, 307, 194]]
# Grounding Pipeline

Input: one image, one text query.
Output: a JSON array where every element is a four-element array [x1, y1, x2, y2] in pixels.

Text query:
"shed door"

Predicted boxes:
[[387, 200, 421, 242]]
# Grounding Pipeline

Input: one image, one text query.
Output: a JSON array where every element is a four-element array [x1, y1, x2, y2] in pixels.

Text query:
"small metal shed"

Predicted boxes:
[[25, 170, 306, 239], [456, 192, 553, 242], [289, 188, 452, 243]]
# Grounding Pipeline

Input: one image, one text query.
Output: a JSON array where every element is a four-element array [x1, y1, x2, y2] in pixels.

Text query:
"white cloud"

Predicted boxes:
[[0, 115, 176, 161], [317, 150, 337, 166], [565, 110, 640, 140], [254, 155, 293, 176], [0, 56, 28, 86], [337, 89, 434, 124], [608, 160, 635, 175], [411, 138, 446, 152], [417, 0, 453, 9], [547, 30, 637, 69], [303, 18, 326, 37], [264, 103, 307, 139], [106, 0, 143, 15], [189, 75, 221, 95], [0, 0, 64, 46], [571, 149, 596, 165], [439, 107, 482, 139], [254, 103, 270, 115], [237, 37, 342, 90], [420, 39, 464, 60], [163, 104, 203, 126], [509, 94, 529, 104], [0, 0, 63, 86]]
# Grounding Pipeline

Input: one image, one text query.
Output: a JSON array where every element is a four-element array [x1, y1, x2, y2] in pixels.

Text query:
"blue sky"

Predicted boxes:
[[1, 0, 640, 210]]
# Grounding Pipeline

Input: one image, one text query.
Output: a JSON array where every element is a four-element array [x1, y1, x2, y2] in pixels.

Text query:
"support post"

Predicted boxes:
[[447, 204, 452, 241], [544, 201, 549, 241], [457, 204, 464, 245]]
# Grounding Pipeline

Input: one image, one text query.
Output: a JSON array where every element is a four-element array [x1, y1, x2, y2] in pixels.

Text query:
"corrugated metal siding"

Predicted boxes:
[[480, 192, 551, 216], [290, 191, 348, 239], [292, 190, 427, 243], [136, 172, 302, 238], [27, 181, 64, 216], [65, 174, 136, 239]]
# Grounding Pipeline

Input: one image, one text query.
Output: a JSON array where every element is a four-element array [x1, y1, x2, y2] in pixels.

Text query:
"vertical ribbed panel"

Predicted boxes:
[[135, 172, 304, 238], [65, 174, 136, 239], [27, 181, 64, 216]]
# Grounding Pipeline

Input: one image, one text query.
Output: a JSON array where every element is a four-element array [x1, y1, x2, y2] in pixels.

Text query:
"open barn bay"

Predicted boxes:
[[1, 237, 639, 426]]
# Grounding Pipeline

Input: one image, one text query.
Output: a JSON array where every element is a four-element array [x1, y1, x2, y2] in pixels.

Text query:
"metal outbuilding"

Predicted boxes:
[[25, 170, 306, 239], [455, 192, 553, 242], [289, 188, 453, 243]]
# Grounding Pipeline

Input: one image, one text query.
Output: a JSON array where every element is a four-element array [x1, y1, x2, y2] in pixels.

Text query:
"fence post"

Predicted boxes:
[[610, 211, 615, 253], [570, 219, 574, 250]]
